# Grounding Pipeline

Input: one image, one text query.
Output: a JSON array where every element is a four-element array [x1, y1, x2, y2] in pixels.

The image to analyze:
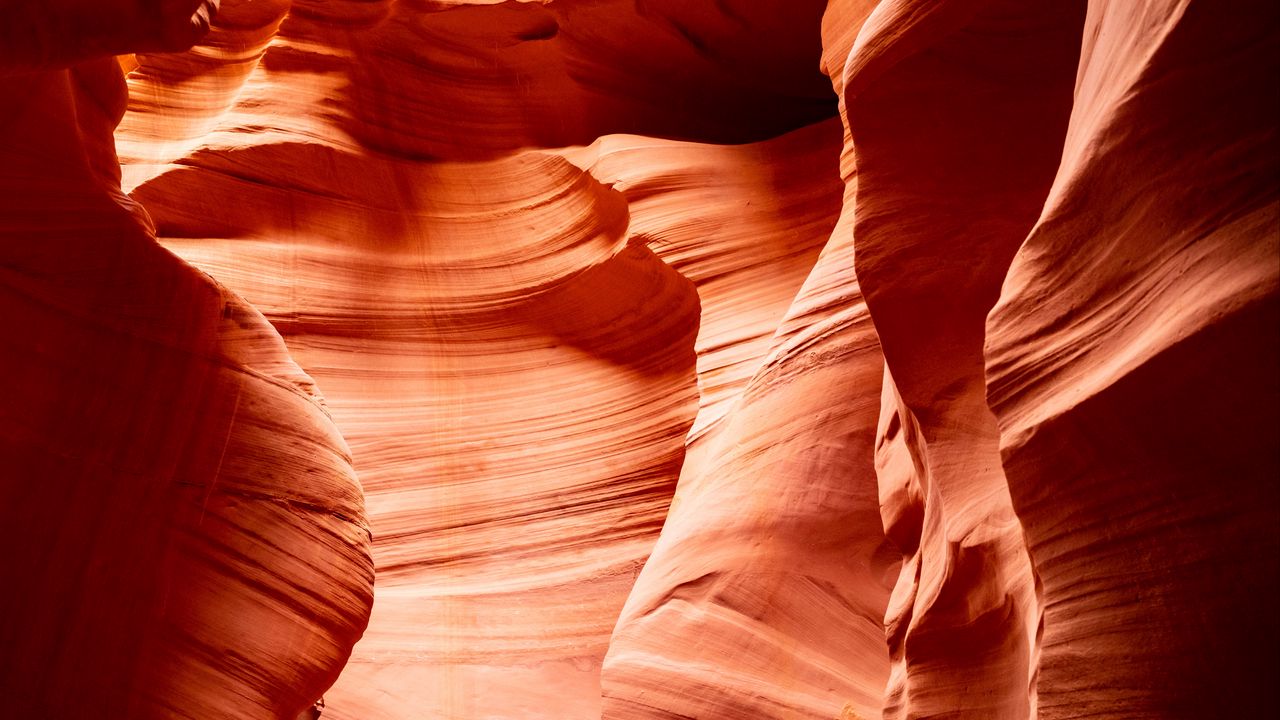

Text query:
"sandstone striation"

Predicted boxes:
[[984, 1, 1280, 717], [106, 1, 880, 717], [2, 0, 1277, 718], [134, 143, 703, 720], [843, 1, 1086, 716], [0, 4, 373, 718], [599, 166, 898, 720]]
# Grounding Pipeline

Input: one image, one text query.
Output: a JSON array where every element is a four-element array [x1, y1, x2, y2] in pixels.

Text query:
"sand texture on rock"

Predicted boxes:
[[1, 0, 1276, 717]]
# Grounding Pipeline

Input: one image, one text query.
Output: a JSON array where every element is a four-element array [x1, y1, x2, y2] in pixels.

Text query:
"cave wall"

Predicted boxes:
[[1, 0, 1276, 718]]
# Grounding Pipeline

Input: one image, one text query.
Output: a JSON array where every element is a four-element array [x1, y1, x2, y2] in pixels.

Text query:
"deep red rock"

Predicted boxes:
[[0, 7, 373, 718]]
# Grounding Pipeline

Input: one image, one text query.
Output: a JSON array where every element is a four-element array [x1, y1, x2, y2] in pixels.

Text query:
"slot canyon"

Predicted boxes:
[[1, 0, 1276, 718]]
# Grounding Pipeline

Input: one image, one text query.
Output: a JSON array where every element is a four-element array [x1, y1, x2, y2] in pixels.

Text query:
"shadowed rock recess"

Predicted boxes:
[[0, 0, 1275, 718]]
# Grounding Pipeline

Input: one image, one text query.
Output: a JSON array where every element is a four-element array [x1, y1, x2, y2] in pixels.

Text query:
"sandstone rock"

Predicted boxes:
[[842, 1, 1085, 715], [0, 12, 372, 718], [4, 0, 1277, 717], [600, 170, 899, 720], [109, 2, 856, 717], [985, 1, 1280, 717]]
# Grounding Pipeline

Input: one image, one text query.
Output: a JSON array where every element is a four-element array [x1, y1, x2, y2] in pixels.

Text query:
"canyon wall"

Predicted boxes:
[[1, 0, 1275, 718], [985, 2, 1279, 717], [0, 3, 373, 718]]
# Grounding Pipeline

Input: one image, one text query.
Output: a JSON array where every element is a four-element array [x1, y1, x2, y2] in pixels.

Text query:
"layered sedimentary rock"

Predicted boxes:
[[599, 184, 899, 720], [6, 0, 1278, 717], [125, 119, 863, 720], [984, 2, 1280, 717], [842, 1, 1086, 715], [842, 0, 1279, 717], [134, 144, 703, 720], [112, 2, 856, 717], [599, 3, 903, 717], [0, 5, 373, 718], [566, 119, 846, 448], [116, 0, 837, 173]]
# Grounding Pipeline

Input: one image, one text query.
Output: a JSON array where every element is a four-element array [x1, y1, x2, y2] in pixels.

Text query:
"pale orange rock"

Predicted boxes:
[[136, 145, 701, 720], [600, 186, 900, 720], [597, 5, 899, 717], [110, 2, 859, 717], [117, 0, 837, 170], [565, 119, 846, 448], [126, 120, 865, 719]]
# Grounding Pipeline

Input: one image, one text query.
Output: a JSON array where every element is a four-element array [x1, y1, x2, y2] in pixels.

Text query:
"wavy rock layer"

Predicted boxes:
[[598, 4, 902, 718], [842, 1, 1085, 715], [841, 0, 1279, 717], [0, 34, 372, 720], [131, 122, 867, 720], [600, 180, 900, 720], [8, 0, 1278, 717], [117, 0, 836, 171], [137, 144, 701, 720], [567, 119, 846, 446], [114, 2, 852, 718], [985, 1, 1280, 717]]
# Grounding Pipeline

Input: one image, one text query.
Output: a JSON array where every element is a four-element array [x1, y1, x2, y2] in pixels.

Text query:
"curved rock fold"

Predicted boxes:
[[2, 0, 1276, 718]]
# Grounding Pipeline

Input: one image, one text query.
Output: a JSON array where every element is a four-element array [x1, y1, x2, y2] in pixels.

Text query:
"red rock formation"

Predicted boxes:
[[107, 2, 865, 717], [843, 1, 1088, 716], [599, 172, 899, 720], [4, 0, 1278, 717], [0, 0, 218, 69], [0, 4, 373, 718], [123, 118, 864, 720], [134, 144, 703, 720], [116, 0, 837, 170], [598, 4, 902, 717], [985, 1, 1280, 717]]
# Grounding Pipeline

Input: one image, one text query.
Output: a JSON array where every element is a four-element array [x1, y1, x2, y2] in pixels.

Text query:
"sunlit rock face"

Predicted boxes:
[[111, 2, 847, 718], [2, 0, 1276, 718]]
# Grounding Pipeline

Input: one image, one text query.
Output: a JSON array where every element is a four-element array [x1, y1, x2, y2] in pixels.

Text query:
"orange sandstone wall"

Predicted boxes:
[[985, 2, 1280, 717], [0, 3, 373, 718], [1, 0, 1276, 718], [111, 2, 848, 717]]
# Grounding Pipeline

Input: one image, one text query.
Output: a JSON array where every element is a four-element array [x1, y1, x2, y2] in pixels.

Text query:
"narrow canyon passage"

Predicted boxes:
[[0, 1, 1276, 719]]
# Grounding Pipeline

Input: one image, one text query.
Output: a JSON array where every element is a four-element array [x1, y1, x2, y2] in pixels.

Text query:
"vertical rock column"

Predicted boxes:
[[600, 183, 899, 720], [984, 1, 1280, 717], [842, 0, 1085, 716], [600, 7, 897, 716]]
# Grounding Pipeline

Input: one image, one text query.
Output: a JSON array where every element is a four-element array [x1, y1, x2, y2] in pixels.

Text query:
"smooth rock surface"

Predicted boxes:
[[843, 1, 1085, 715], [4, 0, 1277, 717], [0, 9, 373, 718], [985, 1, 1280, 717], [113, 3, 851, 716]]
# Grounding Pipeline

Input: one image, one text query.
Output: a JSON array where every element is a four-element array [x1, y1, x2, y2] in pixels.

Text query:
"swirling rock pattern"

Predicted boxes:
[[599, 167, 900, 720], [136, 143, 704, 720], [985, 1, 1280, 717], [0, 6, 373, 718], [114, 1, 857, 717], [843, 1, 1086, 716], [4, 0, 1277, 717]]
